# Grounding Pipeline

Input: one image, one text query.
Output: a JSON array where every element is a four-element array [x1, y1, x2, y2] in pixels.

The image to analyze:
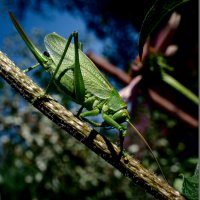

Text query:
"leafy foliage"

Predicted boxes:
[[182, 164, 199, 200]]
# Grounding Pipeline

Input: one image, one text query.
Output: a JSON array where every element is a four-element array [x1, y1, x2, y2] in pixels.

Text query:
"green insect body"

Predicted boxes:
[[45, 33, 130, 133], [9, 13, 130, 140], [9, 12, 166, 180]]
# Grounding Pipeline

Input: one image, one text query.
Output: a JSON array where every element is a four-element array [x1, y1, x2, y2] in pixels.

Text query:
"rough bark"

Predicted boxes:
[[0, 51, 186, 200]]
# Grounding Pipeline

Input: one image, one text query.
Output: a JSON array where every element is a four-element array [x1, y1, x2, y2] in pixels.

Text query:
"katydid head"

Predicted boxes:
[[112, 108, 130, 123], [43, 51, 50, 57]]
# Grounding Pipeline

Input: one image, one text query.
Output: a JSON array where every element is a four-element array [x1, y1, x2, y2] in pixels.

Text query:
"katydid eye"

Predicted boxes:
[[43, 51, 50, 57]]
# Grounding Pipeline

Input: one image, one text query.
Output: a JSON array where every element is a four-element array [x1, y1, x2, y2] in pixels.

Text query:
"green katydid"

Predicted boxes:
[[9, 12, 166, 180]]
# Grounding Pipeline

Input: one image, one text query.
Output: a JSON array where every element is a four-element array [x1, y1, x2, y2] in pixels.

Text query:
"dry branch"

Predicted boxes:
[[0, 51, 186, 200]]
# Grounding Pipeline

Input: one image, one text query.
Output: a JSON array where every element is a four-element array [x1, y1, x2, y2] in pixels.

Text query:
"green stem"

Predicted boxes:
[[162, 72, 198, 105]]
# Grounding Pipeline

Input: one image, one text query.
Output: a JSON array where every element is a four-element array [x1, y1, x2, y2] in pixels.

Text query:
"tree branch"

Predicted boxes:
[[0, 51, 186, 200]]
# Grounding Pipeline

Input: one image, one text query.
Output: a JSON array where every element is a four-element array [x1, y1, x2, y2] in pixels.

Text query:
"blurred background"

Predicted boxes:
[[0, 0, 198, 199]]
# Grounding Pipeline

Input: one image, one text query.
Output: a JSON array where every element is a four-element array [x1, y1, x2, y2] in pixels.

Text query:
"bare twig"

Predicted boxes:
[[0, 51, 186, 200]]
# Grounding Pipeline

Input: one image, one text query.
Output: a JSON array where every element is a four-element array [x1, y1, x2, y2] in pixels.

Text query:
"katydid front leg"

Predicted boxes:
[[102, 113, 127, 152], [79, 109, 102, 127], [80, 108, 127, 153]]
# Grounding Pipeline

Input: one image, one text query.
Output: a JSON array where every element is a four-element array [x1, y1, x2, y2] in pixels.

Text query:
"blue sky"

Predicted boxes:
[[0, 2, 104, 58]]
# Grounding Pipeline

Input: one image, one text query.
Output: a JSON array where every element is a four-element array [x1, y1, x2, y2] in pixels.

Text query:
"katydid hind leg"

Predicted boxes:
[[44, 33, 73, 94], [45, 32, 85, 104], [73, 32, 85, 104], [78, 42, 83, 51], [9, 12, 46, 66]]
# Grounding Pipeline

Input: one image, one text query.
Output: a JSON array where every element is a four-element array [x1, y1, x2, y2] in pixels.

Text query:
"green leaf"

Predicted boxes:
[[139, 0, 190, 59], [182, 164, 199, 200]]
